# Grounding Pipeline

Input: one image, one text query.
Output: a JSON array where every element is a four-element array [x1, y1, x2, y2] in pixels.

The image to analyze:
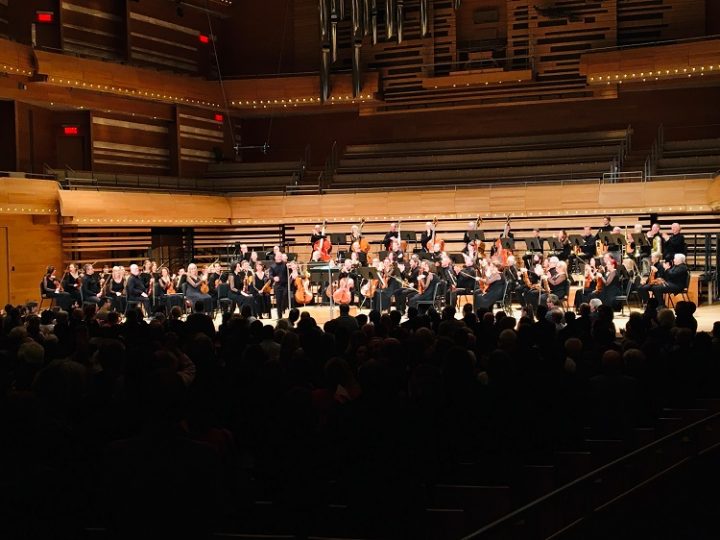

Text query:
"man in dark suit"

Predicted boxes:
[[662, 222, 687, 260], [269, 253, 288, 319], [126, 263, 151, 316], [650, 253, 689, 307], [81, 264, 103, 305]]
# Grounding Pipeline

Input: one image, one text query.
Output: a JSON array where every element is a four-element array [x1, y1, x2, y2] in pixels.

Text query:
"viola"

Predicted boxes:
[[295, 276, 313, 305], [200, 278, 210, 294]]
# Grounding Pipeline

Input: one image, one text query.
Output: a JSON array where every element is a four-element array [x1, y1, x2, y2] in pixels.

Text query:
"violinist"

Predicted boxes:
[[389, 237, 405, 263], [253, 261, 272, 317], [502, 255, 520, 294], [649, 253, 688, 308], [544, 259, 569, 304], [127, 263, 151, 316], [589, 257, 621, 307], [228, 261, 254, 315], [474, 262, 505, 310], [207, 261, 222, 302], [174, 267, 187, 292], [81, 264, 103, 305], [185, 263, 213, 313], [408, 260, 436, 312], [62, 263, 82, 306], [42, 265, 72, 311], [140, 259, 154, 294], [372, 258, 397, 312]]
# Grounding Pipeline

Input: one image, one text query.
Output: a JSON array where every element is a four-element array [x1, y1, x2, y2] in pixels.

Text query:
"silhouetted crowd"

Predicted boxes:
[[1, 299, 719, 539]]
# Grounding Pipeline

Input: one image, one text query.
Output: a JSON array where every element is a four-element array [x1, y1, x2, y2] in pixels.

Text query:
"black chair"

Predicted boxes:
[[216, 282, 233, 315], [493, 281, 513, 316], [666, 272, 691, 308], [614, 277, 635, 316], [39, 281, 55, 311], [416, 280, 447, 312]]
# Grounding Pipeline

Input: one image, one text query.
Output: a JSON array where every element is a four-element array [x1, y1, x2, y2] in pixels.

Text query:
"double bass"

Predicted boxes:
[[358, 218, 371, 254], [426, 217, 446, 252], [313, 220, 333, 262], [493, 215, 511, 267]]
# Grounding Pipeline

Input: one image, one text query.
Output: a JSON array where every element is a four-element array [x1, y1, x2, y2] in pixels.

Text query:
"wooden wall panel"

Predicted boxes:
[[127, 0, 209, 75], [177, 105, 233, 176], [91, 112, 173, 174], [60, 0, 126, 60], [618, 0, 706, 45]]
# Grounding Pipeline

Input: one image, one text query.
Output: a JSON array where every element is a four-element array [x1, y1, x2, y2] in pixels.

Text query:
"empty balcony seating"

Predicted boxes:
[[202, 160, 305, 192], [331, 128, 629, 188], [656, 137, 720, 175]]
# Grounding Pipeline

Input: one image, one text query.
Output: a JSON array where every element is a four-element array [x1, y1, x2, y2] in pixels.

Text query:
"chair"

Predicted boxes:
[[416, 280, 447, 312], [216, 282, 233, 315], [493, 281, 513, 315], [39, 282, 55, 311], [614, 277, 634, 316], [666, 272, 691, 307]]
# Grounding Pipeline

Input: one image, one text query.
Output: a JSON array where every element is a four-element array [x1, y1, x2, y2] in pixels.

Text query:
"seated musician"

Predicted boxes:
[[649, 253, 688, 308], [574, 258, 600, 309], [185, 263, 213, 313], [636, 252, 664, 305], [104, 266, 127, 312], [502, 255, 519, 291], [126, 264, 151, 316], [541, 260, 569, 305], [474, 262, 505, 310], [458, 253, 479, 291], [372, 258, 398, 312], [437, 253, 461, 307], [81, 263, 103, 305], [42, 265, 73, 311], [408, 260, 436, 313], [554, 230, 571, 261], [207, 261, 222, 302], [228, 261, 255, 315], [589, 257, 621, 308], [578, 226, 596, 265], [394, 255, 420, 314], [253, 261, 272, 317], [606, 226, 623, 264], [389, 237, 405, 263]]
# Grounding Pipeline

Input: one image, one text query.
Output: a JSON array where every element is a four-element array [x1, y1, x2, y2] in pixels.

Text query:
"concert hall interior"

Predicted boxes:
[[2, 1, 720, 539]]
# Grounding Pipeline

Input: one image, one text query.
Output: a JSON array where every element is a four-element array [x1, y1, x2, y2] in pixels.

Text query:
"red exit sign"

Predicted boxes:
[[63, 126, 80, 136]]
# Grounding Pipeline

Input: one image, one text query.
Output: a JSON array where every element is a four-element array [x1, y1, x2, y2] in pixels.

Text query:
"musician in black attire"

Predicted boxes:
[[662, 222, 687, 260], [228, 261, 254, 315], [474, 263, 506, 310], [596, 216, 614, 238], [580, 226, 596, 258], [81, 264, 102, 305], [62, 263, 82, 306], [383, 223, 399, 251], [650, 253, 689, 308], [269, 253, 289, 319], [408, 261, 436, 313], [126, 264, 151, 316], [310, 224, 327, 250], [393, 256, 421, 314], [42, 266, 72, 311], [419, 221, 435, 253], [437, 254, 461, 307]]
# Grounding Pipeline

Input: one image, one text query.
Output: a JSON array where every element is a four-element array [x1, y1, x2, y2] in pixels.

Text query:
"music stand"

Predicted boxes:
[[569, 234, 584, 248], [418, 252, 436, 261], [329, 233, 346, 246], [500, 238, 515, 250], [525, 237, 543, 252], [310, 265, 340, 319], [286, 252, 298, 262], [632, 233, 649, 248], [400, 231, 417, 243], [450, 253, 466, 265], [376, 250, 389, 261], [611, 233, 626, 247], [548, 238, 564, 252], [470, 231, 485, 242], [598, 231, 613, 246]]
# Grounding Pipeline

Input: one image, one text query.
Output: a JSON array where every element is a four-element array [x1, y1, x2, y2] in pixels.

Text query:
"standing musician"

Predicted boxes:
[[104, 266, 127, 312], [580, 226, 596, 259], [383, 223, 400, 251], [185, 263, 213, 313], [420, 221, 435, 254], [408, 260, 436, 312], [127, 263, 151, 316], [228, 261, 254, 315], [662, 222, 687, 260], [42, 265, 73, 311], [62, 263, 82, 306], [140, 260, 154, 294], [646, 223, 663, 258], [269, 253, 289, 320], [474, 262, 505, 310], [81, 263, 103, 305], [596, 216, 614, 237], [253, 261, 272, 317]]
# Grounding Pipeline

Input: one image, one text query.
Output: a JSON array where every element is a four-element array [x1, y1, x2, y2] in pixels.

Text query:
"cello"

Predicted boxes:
[[328, 276, 352, 305], [294, 271, 313, 305], [426, 217, 445, 252]]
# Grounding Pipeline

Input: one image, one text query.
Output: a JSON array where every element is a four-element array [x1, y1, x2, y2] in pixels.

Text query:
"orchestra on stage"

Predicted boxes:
[[41, 217, 691, 320]]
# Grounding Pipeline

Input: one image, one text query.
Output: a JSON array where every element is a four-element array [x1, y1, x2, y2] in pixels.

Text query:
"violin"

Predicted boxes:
[[50, 274, 64, 292], [360, 278, 378, 298], [199, 272, 210, 294]]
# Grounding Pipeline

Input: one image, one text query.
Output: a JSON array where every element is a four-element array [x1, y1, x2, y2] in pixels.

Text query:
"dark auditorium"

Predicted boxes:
[[3, 1, 720, 539]]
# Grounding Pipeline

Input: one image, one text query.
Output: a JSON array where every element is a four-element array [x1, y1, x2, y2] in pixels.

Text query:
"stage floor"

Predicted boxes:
[[216, 302, 720, 334]]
